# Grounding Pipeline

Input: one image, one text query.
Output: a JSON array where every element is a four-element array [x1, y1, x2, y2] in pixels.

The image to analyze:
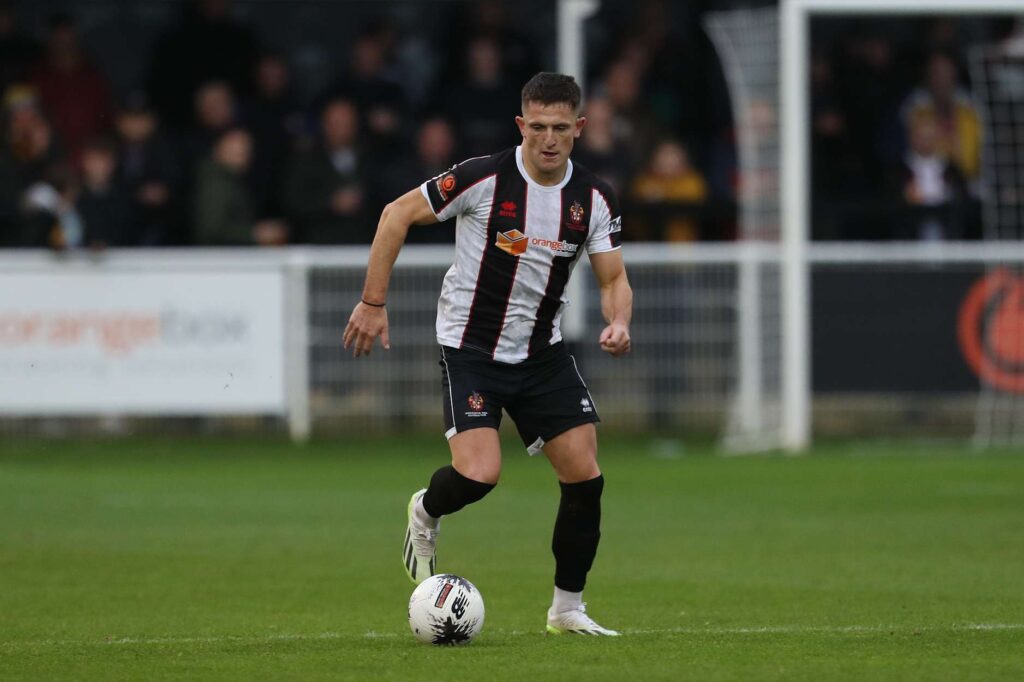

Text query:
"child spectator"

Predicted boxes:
[[890, 116, 967, 241], [76, 136, 133, 247], [630, 140, 708, 241]]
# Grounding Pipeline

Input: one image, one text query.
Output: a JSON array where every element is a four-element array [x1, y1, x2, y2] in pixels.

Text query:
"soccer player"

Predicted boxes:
[[344, 72, 632, 636]]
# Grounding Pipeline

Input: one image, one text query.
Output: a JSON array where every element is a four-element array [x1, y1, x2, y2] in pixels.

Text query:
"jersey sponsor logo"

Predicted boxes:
[[608, 216, 622, 233], [496, 229, 528, 256], [499, 200, 517, 217], [437, 172, 457, 200], [958, 268, 1024, 392], [530, 237, 577, 256], [567, 200, 586, 230]]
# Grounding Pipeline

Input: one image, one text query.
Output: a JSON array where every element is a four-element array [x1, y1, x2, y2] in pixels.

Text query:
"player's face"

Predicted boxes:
[[516, 101, 585, 184]]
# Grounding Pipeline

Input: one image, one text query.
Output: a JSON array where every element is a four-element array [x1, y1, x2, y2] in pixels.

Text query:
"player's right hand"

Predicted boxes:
[[343, 302, 391, 357]]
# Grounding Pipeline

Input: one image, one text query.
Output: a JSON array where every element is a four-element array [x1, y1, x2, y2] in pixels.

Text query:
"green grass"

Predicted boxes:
[[1, 436, 1022, 680]]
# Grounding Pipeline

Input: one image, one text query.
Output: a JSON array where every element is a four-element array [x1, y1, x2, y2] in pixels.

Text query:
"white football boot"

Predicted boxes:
[[403, 488, 439, 584], [546, 603, 620, 636]]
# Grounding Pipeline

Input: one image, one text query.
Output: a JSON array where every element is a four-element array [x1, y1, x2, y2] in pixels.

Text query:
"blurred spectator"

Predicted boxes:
[[29, 14, 113, 163], [114, 92, 181, 245], [76, 136, 132, 247], [147, 0, 259, 131], [440, 36, 521, 158], [377, 116, 458, 244], [20, 161, 81, 249], [630, 140, 707, 242], [193, 128, 287, 246], [243, 52, 304, 220], [182, 80, 237, 177], [324, 31, 407, 161], [901, 51, 982, 185], [0, 3, 38, 96], [441, 0, 541, 88], [890, 116, 967, 241], [830, 28, 908, 189], [572, 95, 633, 194], [284, 99, 371, 244], [598, 59, 664, 168], [810, 49, 862, 240], [0, 85, 62, 207]]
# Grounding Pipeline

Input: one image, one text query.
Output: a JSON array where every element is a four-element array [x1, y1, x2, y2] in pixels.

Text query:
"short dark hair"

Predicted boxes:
[[521, 72, 581, 112]]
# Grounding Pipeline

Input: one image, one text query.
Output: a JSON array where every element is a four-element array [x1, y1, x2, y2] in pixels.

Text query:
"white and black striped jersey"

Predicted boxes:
[[419, 145, 622, 364]]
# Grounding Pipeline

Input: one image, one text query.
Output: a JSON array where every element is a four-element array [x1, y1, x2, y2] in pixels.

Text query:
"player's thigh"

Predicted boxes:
[[449, 427, 503, 484], [441, 351, 501, 434], [543, 423, 600, 484], [506, 343, 600, 461]]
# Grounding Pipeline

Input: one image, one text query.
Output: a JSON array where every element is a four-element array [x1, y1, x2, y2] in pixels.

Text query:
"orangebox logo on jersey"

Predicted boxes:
[[496, 230, 528, 256], [531, 237, 578, 257], [466, 391, 487, 417]]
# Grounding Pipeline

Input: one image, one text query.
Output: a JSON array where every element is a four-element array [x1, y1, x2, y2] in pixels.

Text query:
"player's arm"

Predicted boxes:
[[343, 188, 438, 357], [589, 249, 632, 357]]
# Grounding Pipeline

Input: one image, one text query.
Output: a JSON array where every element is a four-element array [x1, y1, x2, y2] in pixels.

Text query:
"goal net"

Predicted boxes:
[[968, 28, 1024, 446], [705, 6, 785, 452]]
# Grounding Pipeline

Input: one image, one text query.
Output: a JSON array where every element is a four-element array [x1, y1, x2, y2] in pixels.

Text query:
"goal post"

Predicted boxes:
[[780, 0, 1024, 452]]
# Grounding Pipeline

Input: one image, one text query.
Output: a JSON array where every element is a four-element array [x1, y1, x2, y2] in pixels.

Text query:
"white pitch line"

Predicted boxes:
[[2, 624, 1021, 649]]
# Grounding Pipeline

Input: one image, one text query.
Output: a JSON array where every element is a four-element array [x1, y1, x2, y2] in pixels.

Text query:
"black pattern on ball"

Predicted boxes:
[[436, 574, 476, 592], [429, 615, 479, 646]]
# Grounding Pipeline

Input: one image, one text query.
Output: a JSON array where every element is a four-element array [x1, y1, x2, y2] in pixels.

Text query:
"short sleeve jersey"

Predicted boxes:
[[419, 146, 622, 363]]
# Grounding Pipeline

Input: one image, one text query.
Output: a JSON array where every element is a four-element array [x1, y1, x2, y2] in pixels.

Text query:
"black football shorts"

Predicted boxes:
[[439, 342, 601, 454]]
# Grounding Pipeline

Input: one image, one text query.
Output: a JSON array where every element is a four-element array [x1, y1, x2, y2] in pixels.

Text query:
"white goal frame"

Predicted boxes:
[[781, 0, 1024, 451]]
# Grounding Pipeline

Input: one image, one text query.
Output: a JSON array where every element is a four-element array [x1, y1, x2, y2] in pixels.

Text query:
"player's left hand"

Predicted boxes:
[[599, 322, 631, 357]]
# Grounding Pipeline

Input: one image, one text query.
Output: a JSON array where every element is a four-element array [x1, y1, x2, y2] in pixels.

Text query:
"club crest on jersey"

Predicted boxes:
[[569, 200, 585, 224], [436, 172, 457, 200], [496, 229, 528, 256], [499, 200, 517, 217]]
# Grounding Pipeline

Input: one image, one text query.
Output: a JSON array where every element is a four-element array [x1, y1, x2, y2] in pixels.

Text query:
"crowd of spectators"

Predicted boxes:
[[0, 1, 1016, 249]]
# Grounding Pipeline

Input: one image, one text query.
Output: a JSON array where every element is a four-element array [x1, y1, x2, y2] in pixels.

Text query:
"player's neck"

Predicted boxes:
[[521, 155, 568, 187]]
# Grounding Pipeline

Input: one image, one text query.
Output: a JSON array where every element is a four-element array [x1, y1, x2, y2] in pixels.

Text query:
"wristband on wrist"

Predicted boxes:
[[361, 298, 386, 308]]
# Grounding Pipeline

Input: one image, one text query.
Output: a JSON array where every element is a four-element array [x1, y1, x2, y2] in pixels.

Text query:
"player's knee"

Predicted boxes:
[[453, 459, 501, 486], [564, 463, 600, 484]]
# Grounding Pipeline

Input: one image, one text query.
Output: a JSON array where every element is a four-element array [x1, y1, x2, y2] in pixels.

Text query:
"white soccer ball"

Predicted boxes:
[[408, 574, 485, 645]]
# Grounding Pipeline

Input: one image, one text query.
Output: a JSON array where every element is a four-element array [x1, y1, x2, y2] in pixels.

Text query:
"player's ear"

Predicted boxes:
[[515, 115, 526, 137], [574, 116, 587, 138]]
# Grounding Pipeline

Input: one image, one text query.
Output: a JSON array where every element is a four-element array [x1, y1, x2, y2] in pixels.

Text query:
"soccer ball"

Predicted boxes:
[[408, 574, 485, 645]]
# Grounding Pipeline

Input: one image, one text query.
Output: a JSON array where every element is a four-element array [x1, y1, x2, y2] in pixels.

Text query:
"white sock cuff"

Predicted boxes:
[[552, 586, 583, 613], [414, 496, 440, 526]]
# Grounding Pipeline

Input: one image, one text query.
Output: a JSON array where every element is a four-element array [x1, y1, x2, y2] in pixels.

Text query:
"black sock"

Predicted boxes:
[[551, 474, 604, 593], [421, 465, 495, 518]]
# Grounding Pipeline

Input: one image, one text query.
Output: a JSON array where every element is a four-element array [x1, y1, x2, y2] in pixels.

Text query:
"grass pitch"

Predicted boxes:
[[1, 435, 1022, 680]]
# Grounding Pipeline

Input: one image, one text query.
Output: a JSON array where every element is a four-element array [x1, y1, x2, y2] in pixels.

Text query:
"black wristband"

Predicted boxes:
[[361, 298, 386, 308]]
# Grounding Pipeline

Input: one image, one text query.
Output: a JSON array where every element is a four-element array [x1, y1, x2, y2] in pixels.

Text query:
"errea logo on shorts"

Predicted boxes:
[[581, 397, 593, 413]]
